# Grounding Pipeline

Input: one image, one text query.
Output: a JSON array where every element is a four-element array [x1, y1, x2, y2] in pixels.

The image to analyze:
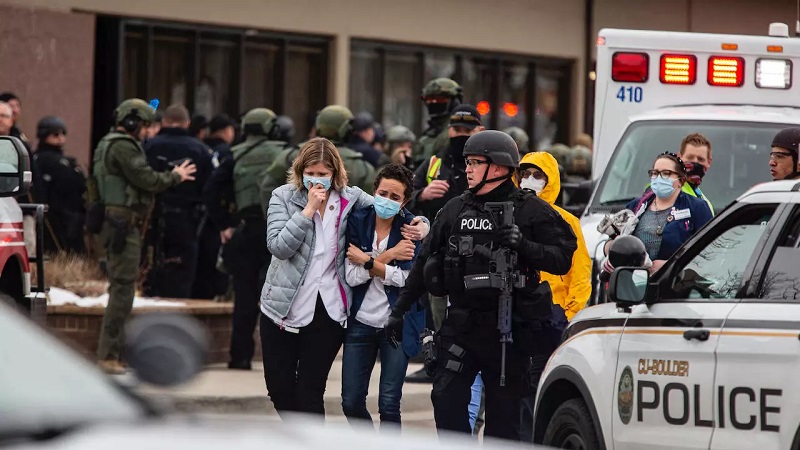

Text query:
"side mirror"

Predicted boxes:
[[125, 313, 209, 387], [608, 267, 649, 306], [0, 136, 31, 196]]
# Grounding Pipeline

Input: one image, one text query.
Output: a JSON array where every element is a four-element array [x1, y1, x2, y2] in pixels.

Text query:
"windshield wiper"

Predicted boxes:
[[599, 197, 635, 206], [0, 424, 81, 445]]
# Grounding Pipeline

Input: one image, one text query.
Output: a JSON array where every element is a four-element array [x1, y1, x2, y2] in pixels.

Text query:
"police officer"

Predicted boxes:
[[91, 98, 196, 373], [33, 116, 87, 254], [258, 105, 376, 206], [386, 130, 577, 440], [143, 104, 213, 299], [274, 115, 295, 149], [502, 127, 530, 156], [205, 114, 236, 168], [347, 112, 388, 167], [387, 125, 417, 170], [414, 78, 463, 165], [203, 107, 287, 370], [769, 127, 800, 181]]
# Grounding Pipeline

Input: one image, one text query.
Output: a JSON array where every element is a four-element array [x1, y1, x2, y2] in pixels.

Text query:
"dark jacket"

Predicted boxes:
[[348, 135, 388, 168], [145, 127, 213, 210], [394, 180, 578, 314], [627, 189, 714, 260], [347, 206, 424, 357], [408, 146, 468, 220], [33, 143, 86, 253], [204, 137, 232, 168]]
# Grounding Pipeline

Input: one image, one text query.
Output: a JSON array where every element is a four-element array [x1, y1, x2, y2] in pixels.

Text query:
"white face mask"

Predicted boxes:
[[521, 177, 546, 194]]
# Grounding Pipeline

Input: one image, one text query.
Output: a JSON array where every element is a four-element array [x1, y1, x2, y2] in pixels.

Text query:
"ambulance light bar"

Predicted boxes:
[[756, 59, 792, 89], [708, 56, 744, 87], [660, 54, 697, 85], [612, 52, 648, 82]]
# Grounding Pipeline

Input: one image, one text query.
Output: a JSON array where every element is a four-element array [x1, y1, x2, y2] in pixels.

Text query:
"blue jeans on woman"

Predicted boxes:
[[341, 319, 409, 426]]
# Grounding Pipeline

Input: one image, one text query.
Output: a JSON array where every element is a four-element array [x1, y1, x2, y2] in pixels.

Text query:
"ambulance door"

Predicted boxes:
[[612, 201, 781, 449], [711, 200, 798, 450]]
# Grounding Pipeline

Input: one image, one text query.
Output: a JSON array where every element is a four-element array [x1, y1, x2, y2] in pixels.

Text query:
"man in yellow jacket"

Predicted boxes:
[[517, 151, 592, 320]]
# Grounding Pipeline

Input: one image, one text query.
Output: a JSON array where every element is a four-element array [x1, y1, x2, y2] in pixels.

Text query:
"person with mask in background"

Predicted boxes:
[[678, 133, 714, 215], [387, 125, 417, 171], [33, 116, 87, 254], [414, 78, 463, 165]]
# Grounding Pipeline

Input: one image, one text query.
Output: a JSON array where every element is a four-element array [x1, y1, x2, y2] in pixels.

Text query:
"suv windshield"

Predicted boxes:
[[590, 120, 785, 213], [0, 302, 143, 438]]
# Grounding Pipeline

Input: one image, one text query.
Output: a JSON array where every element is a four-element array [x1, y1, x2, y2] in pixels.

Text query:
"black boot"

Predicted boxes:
[[404, 367, 433, 383]]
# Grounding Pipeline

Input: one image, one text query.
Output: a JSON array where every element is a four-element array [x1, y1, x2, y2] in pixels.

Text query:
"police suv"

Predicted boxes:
[[535, 180, 800, 449], [582, 24, 800, 302]]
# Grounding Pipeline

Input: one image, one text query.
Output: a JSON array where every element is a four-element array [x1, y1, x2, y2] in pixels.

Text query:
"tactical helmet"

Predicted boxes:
[[502, 127, 530, 154], [608, 235, 647, 268], [772, 127, 800, 155], [315, 105, 354, 141], [568, 145, 592, 177], [372, 123, 386, 145], [114, 98, 156, 127], [386, 125, 416, 144], [36, 116, 67, 140], [274, 115, 295, 142], [423, 253, 447, 297], [241, 108, 277, 136], [463, 130, 520, 168], [421, 78, 463, 119], [546, 143, 572, 172]]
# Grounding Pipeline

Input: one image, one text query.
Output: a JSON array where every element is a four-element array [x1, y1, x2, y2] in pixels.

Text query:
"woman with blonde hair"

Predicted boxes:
[[260, 137, 429, 417]]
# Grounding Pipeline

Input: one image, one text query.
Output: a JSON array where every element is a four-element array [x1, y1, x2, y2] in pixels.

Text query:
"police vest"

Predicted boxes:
[[414, 125, 448, 163], [232, 138, 285, 212], [337, 144, 375, 193], [426, 155, 443, 185], [92, 132, 145, 208]]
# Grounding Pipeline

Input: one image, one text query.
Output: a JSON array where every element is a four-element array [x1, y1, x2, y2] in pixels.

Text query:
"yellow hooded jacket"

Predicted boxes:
[[518, 152, 592, 320]]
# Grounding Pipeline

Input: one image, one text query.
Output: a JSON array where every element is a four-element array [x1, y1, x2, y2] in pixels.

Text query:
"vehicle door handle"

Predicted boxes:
[[683, 329, 710, 342]]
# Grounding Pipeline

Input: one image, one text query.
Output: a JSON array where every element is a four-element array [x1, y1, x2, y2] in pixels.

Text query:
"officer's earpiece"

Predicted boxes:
[[338, 118, 354, 142], [265, 118, 279, 140], [120, 109, 141, 134]]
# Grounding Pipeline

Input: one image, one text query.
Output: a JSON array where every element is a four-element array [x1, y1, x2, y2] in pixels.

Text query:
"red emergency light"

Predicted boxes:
[[708, 56, 745, 87], [659, 54, 697, 85], [476, 101, 491, 116], [503, 102, 519, 117], [612, 52, 649, 83]]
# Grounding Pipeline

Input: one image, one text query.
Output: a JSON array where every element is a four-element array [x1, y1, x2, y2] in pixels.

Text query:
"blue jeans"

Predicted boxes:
[[341, 319, 409, 425]]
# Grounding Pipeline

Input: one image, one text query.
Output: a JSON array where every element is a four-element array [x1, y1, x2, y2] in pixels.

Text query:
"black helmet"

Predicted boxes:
[[274, 115, 295, 143], [423, 252, 447, 297], [772, 127, 800, 155], [463, 130, 520, 168], [608, 235, 647, 268], [36, 116, 67, 140]]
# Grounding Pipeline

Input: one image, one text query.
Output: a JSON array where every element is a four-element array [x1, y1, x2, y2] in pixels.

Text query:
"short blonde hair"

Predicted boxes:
[[288, 137, 349, 191]]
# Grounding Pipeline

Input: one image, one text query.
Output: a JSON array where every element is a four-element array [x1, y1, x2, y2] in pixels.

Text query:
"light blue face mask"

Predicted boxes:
[[374, 195, 402, 219], [303, 175, 332, 192], [650, 176, 676, 199]]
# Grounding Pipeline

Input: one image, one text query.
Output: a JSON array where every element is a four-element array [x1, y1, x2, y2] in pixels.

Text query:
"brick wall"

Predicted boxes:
[[47, 301, 261, 364]]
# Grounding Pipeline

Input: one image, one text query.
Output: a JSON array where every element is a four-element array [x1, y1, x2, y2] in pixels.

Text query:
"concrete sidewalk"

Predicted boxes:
[[134, 358, 436, 430]]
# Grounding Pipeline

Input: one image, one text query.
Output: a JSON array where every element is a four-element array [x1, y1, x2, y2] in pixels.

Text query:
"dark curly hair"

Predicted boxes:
[[373, 163, 415, 200]]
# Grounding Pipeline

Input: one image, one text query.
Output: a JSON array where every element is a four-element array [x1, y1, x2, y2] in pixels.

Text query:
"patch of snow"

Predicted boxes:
[[48, 287, 187, 308]]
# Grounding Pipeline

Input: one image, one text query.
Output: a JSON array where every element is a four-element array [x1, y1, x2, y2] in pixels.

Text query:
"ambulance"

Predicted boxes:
[[0, 135, 45, 321], [581, 24, 800, 303]]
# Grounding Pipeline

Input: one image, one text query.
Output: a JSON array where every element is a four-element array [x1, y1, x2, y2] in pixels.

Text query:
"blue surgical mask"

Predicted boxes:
[[374, 195, 402, 219], [651, 176, 676, 199], [303, 175, 332, 192]]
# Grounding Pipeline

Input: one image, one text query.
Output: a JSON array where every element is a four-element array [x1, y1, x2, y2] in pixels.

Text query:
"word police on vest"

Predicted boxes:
[[460, 217, 493, 231]]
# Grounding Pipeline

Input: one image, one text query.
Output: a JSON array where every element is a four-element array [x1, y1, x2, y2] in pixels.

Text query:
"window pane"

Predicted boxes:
[[349, 48, 380, 120], [123, 31, 146, 100], [498, 62, 529, 137], [286, 45, 326, 144], [197, 39, 236, 117], [424, 52, 456, 81], [535, 70, 560, 150], [461, 57, 494, 127], [151, 32, 190, 107], [383, 52, 420, 131], [242, 42, 278, 113], [670, 206, 776, 299]]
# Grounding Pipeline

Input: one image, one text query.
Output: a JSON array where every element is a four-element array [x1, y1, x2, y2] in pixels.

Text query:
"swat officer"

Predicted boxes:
[[387, 125, 417, 171], [258, 105, 376, 206], [144, 104, 213, 299], [203, 107, 287, 370], [274, 115, 296, 149], [502, 127, 530, 156], [414, 78, 463, 165], [386, 130, 577, 440], [33, 116, 87, 254], [91, 98, 196, 374]]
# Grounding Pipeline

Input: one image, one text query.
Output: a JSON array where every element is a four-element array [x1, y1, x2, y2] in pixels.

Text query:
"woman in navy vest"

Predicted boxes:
[[342, 164, 425, 427]]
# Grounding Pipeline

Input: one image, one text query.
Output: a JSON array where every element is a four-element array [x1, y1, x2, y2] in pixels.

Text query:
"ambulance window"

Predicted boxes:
[[667, 204, 777, 300], [758, 207, 800, 300]]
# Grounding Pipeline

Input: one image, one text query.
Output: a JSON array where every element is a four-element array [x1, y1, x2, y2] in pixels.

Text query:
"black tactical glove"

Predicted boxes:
[[499, 224, 523, 250], [385, 309, 404, 349]]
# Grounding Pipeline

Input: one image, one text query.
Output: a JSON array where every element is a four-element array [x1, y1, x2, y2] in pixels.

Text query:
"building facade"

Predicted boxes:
[[0, 0, 794, 168]]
